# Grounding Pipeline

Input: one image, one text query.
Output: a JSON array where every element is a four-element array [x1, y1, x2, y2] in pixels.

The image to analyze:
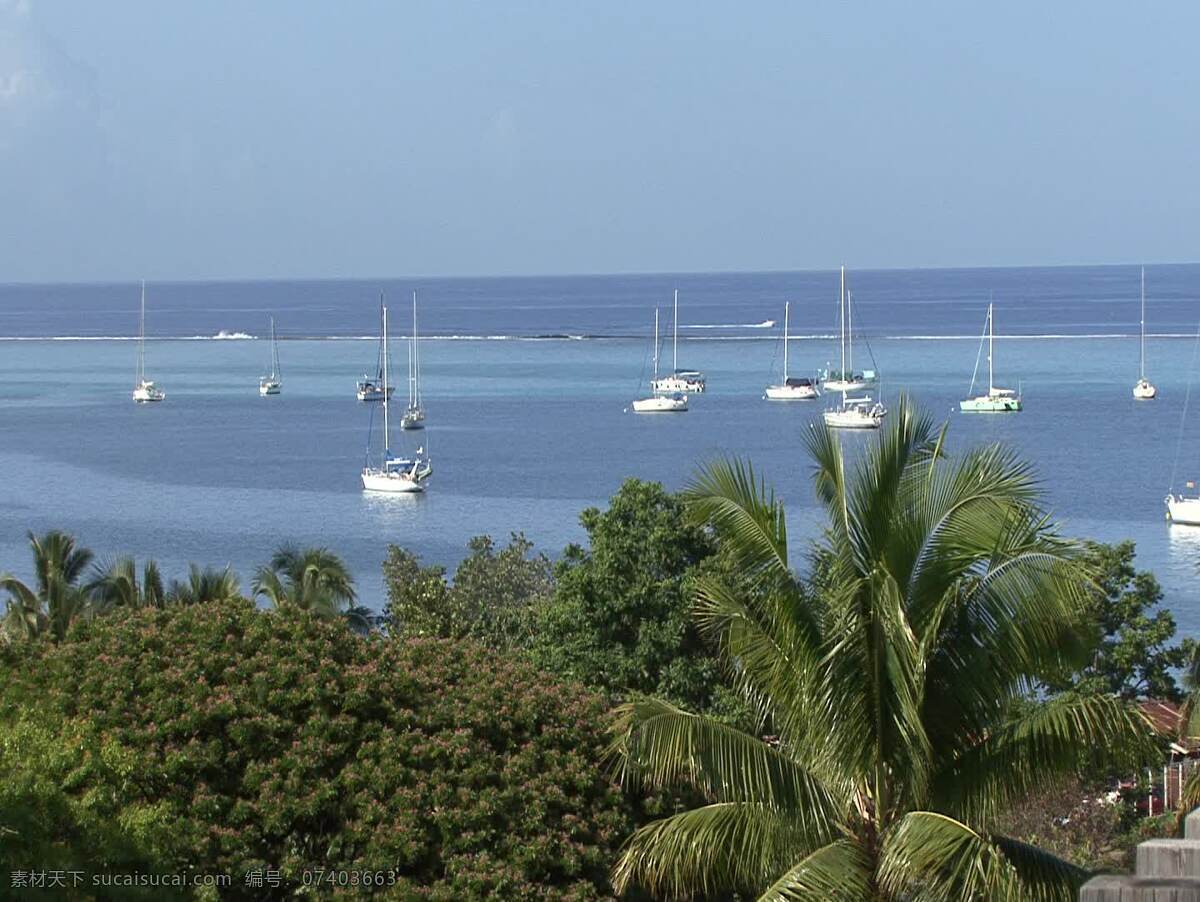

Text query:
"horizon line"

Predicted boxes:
[[2, 259, 1199, 289]]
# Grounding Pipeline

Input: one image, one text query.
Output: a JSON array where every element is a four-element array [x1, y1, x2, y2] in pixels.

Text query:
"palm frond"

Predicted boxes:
[[613, 801, 825, 899], [930, 692, 1156, 822], [755, 839, 872, 901], [609, 696, 841, 833], [879, 810, 1079, 901], [684, 457, 792, 590]]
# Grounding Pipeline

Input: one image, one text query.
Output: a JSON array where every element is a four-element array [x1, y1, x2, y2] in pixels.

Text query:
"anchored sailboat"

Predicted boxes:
[[764, 301, 818, 400], [361, 303, 431, 493], [651, 290, 705, 393], [1134, 267, 1157, 400], [132, 280, 165, 403], [960, 303, 1021, 412], [401, 291, 425, 430], [356, 296, 396, 402], [821, 266, 877, 392], [259, 316, 282, 396], [632, 308, 687, 413]]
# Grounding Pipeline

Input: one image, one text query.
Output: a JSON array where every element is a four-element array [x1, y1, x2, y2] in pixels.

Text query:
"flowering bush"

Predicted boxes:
[[0, 600, 633, 899]]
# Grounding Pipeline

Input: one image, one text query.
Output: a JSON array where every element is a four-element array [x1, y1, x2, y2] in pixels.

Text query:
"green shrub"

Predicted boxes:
[[0, 600, 633, 900]]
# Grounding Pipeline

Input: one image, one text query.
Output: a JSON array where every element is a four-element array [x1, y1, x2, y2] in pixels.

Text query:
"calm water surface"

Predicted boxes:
[[2, 265, 1200, 622]]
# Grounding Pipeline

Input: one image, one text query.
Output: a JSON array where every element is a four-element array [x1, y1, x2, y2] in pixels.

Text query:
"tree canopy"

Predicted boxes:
[[0, 600, 634, 900]]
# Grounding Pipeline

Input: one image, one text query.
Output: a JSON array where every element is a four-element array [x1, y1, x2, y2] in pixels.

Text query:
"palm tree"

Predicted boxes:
[[0, 530, 93, 641], [167, 564, 241, 605], [86, 557, 165, 612], [252, 545, 359, 623], [610, 399, 1154, 901]]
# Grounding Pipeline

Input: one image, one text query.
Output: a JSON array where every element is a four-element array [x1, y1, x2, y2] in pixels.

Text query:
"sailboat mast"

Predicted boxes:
[[672, 289, 678, 374], [1140, 266, 1146, 380], [839, 266, 846, 376], [847, 289, 854, 375], [652, 309, 662, 381], [782, 301, 790, 380], [412, 291, 420, 407], [381, 302, 390, 455], [268, 316, 279, 378], [987, 304, 994, 393], [137, 280, 146, 385]]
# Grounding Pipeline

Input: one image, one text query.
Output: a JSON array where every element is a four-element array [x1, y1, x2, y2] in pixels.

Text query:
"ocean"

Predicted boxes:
[[2, 264, 1200, 625]]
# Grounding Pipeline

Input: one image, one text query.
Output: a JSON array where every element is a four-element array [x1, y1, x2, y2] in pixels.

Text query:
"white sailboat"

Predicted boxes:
[[821, 266, 877, 392], [356, 296, 396, 402], [132, 280, 165, 403], [764, 301, 818, 400], [1134, 267, 1157, 400], [259, 316, 282, 396], [361, 303, 431, 493], [959, 303, 1021, 412], [651, 290, 705, 393], [632, 308, 688, 413], [400, 291, 425, 430]]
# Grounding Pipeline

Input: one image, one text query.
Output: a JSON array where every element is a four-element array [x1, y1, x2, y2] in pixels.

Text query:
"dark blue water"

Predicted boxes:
[[3, 263, 1200, 339], [3, 264, 1200, 626]]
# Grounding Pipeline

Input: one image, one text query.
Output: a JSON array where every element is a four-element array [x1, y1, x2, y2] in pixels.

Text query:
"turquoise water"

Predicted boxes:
[[2, 326, 1200, 621]]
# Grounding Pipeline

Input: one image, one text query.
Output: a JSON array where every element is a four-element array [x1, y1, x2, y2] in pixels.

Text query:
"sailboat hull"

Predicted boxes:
[[259, 381, 281, 396], [132, 382, 165, 403], [959, 395, 1021, 412], [765, 384, 819, 400], [1134, 380, 1157, 400], [632, 395, 688, 412], [1167, 495, 1200, 525], [362, 470, 426, 493]]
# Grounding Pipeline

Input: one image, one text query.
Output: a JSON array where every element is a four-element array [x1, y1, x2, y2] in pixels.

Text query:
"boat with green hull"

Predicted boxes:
[[960, 303, 1021, 413]]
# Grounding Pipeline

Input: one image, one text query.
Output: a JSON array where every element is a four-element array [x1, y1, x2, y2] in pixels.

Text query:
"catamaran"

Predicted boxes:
[[633, 308, 688, 413], [1134, 267, 1157, 400], [401, 291, 425, 430], [821, 266, 877, 392], [357, 296, 396, 402], [361, 303, 431, 493], [132, 280, 165, 403], [960, 303, 1021, 412], [764, 301, 818, 400], [651, 290, 705, 393], [259, 316, 282, 396]]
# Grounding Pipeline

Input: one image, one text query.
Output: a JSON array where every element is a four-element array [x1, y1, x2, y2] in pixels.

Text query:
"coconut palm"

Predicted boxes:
[[0, 530, 93, 641], [252, 545, 358, 622], [610, 398, 1154, 901], [86, 557, 166, 612], [167, 564, 242, 606]]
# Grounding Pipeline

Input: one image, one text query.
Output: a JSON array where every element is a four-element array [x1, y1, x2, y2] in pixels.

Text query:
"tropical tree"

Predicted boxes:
[[610, 399, 1155, 901], [166, 564, 241, 606], [86, 557, 165, 612], [252, 545, 363, 628], [0, 530, 93, 642]]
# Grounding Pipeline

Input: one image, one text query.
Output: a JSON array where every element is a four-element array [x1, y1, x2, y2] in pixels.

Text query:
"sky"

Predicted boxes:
[[1, 1, 1198, 282]]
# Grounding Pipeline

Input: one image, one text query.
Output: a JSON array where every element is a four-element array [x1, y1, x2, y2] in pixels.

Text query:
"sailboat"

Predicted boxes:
[[959, 303, 1021, 412], [632, 308, 688, 413], [400, 291, 425, 430], [132, 280, 165, 403], [259, 316, 282, 396], [356, 296, 396, 402], [821, 266, 877, 392], [764, 301, 818, 400], [650, 290, 705, 393], [1134, 267, 1157, 400], [361, 303, 431, 493]]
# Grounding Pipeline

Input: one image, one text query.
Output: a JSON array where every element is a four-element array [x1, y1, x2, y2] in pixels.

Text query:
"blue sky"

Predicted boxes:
[[1, 1, 1197, 281]]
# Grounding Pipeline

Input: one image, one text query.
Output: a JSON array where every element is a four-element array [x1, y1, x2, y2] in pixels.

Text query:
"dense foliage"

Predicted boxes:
[[611, 400, 1157, 901], [0, 601, 634, 900], [1047, 540, 1191, 701], [384, 533, 552, 645]]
